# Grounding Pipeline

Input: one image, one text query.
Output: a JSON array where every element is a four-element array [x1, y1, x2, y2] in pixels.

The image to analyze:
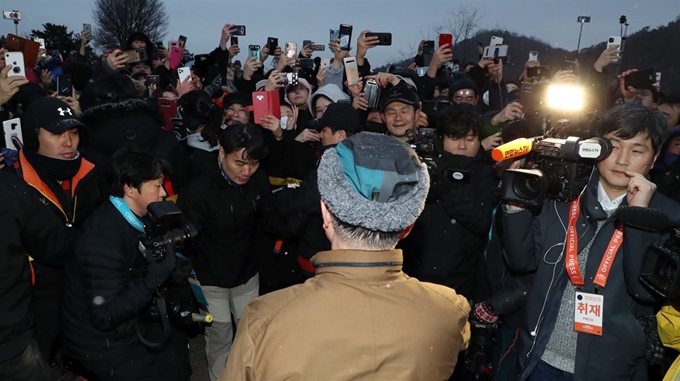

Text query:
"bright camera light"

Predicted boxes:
[[547, 85, 584, 111]]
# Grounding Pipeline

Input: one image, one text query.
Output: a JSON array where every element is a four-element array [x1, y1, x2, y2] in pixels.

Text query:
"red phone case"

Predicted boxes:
[[157, 98, 178, 131], [169, 47, 183, 70], [6, 34, 41, 69], [439, 33, 453, 49], [251, 91, 281, 122]]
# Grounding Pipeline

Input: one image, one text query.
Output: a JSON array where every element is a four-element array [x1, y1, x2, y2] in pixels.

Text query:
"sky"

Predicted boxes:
[[1, 0, 678, 66]]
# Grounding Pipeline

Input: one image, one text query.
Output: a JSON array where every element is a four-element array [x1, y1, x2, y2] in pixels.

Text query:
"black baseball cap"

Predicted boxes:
[[24, 97, 84, 134], [380, 86, 419, 112], [317, 102, 361, 135]]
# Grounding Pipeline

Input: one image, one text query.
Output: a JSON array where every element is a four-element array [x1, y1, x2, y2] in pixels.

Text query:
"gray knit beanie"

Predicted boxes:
[[317, 132, 430, 232]]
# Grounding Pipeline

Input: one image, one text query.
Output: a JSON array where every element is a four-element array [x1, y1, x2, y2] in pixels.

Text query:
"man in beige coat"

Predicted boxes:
[[221, 133, 471, 381]]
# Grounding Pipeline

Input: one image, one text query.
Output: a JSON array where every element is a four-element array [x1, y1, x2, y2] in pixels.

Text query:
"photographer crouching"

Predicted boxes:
[[61, 148, 197, 381]]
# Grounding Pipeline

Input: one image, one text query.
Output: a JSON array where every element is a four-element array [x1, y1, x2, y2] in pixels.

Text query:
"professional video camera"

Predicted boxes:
[[408, 127, 437, 161], [616, 206, 680, 299], [492, 135, 612, 207], [139, 201, 197, 262], [461, 322, 496, 380]]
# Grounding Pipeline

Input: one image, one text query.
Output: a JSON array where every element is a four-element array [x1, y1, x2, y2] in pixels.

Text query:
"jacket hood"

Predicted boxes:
[[307, 84, 350, 117], [81, 98, 164, 129]]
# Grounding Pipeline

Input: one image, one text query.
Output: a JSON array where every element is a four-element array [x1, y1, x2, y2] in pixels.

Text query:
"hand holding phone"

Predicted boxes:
[[339, 24, 353, 50], [56, 75, 73, 97], [439, 33, 453, 49], [5, 52, 26, 78]]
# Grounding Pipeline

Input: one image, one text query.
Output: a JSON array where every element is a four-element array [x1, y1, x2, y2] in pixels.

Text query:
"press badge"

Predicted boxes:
[[574, 292, 603, 336]]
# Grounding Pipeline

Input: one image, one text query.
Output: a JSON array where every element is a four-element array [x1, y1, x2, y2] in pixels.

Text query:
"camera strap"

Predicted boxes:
[[566, 197, 624, 288], [110, 196, 145, 233]]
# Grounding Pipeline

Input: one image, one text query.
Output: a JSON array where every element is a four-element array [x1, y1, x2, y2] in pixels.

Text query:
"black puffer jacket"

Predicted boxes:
[[80, 98, 190, 191], [402, 149, 499, 300], [177, 163, 306, 288], [61, 202, 162, 361], [0, 171, 73, 363]]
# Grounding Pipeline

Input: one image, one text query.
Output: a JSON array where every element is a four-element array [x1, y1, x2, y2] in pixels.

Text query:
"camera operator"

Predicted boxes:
[[402, 106, 498, 300], [501, 103, 680, 380], [61, 148, 191, 381], [651, 126, 680, 203]]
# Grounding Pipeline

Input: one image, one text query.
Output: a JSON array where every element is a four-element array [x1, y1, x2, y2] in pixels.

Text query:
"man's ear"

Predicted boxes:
[[123, 183, 137, 199]]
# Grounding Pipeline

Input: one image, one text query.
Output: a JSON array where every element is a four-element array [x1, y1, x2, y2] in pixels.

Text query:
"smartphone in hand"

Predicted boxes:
[[343, 57, 359, 86], [339, 24, 353, 50], [56, 75, 73, 97]]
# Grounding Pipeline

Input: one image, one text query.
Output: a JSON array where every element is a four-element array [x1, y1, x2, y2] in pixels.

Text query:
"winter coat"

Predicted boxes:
[[402, 149, 499, 299], [176, 162, 306, 288], [61, 202, 164, 361], [502, 173, 680, 381], [14, 150, 104, 303], [80, 98, 190, 191], [221, 249, 471, 381], [0, 171, 73, 363]]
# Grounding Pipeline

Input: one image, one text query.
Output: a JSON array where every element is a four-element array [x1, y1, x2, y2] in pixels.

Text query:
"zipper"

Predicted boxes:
[[27, 183, 68, 221]]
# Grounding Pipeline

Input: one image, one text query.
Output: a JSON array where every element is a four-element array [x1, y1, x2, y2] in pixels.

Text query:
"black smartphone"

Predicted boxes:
[[232, 25, 246, 36], [423, 40, 435, 55], [365, 32, 392, 46], [56, 74, 73, 97], [156, 41, 164, 49], [178, 35, 187, 49], [298, 58, 314, 70], [267, 37, 278, 53], [303, 39, 312, 48], [311, 44, 325, 51], [446, 169, 471, 183], [231, 36, 238, 46], [563, 60, 580, 76], [625, 68, 655, 89], [339, 24, 353, 50]]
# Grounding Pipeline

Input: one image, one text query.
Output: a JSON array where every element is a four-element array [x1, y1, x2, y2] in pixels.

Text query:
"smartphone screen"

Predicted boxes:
[[178, 35, 187, 49], [343, 57, 359, 86], [231, 36, 238, 46], [339, 24, 352, 50]]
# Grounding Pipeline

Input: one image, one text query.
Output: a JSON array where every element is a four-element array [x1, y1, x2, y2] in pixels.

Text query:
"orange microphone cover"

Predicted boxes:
[[491, 137, 534, 162]]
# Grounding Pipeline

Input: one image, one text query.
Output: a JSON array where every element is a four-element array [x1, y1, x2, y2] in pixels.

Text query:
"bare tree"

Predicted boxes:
[[430, 6, 484, 61], [92, 0, 169, 50]]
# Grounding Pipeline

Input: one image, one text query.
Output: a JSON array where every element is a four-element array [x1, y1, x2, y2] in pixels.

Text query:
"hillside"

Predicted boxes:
[[378, 18, 680, 95]]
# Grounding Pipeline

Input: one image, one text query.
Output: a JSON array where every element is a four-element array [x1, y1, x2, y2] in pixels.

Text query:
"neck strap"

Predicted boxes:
[[110, 196, 145, 233], [218, 157, 241, 188]]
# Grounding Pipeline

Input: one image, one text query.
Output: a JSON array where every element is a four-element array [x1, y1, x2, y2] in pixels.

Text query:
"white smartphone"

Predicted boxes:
[[343, 57, 359, 86], [284, 42, 297, 59], [655, 72, 661, 87], [320, 58, 331, 70], [483, 45, 508, 59], [529, 51, 539, 62], [177, 67, 192, 84], [490, 36, 504, 47], [416, 67, 428, 77], [5, 52, 25, 77], [83, 23, 92, 35], [3, 118, 23, 150], [34, 38, 46, 49], [606, 36, 622, 62]]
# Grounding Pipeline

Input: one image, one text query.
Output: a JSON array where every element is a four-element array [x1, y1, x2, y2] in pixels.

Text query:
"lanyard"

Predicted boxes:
[[565, 197, 624, 288], [109, 196, 145, 233]]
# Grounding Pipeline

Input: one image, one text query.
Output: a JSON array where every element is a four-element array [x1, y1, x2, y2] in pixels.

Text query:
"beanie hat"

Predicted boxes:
[[317, 102, 361, 135], [317, 132, 430, 232], [449, 73, 479, 95]]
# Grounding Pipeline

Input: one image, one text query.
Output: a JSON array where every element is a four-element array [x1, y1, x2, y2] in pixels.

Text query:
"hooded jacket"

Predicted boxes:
[[221, 249, 471, 381], [501, 172, 680, 381], [80, 98, 190, 191], [306, 84, 350, 117]]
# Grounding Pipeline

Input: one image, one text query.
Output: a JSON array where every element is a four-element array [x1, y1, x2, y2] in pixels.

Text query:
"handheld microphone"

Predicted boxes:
[[492, 137, 534, 162]]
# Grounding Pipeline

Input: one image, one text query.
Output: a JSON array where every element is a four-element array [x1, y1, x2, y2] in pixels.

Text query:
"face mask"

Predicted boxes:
[[280, 116, 288, 130]]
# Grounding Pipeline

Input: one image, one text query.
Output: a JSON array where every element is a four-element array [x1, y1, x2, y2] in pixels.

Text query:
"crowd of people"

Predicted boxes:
[[1, 18, 680, 381]]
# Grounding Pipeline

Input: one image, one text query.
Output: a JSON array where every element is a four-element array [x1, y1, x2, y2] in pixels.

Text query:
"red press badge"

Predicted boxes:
[[574, 292, 603, 336]]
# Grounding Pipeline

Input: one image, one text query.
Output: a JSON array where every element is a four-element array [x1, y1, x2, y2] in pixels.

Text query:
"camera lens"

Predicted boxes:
[[609, 38, 614, 43], [514, 175, 541, 200], [12, 66, 20, 74]]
